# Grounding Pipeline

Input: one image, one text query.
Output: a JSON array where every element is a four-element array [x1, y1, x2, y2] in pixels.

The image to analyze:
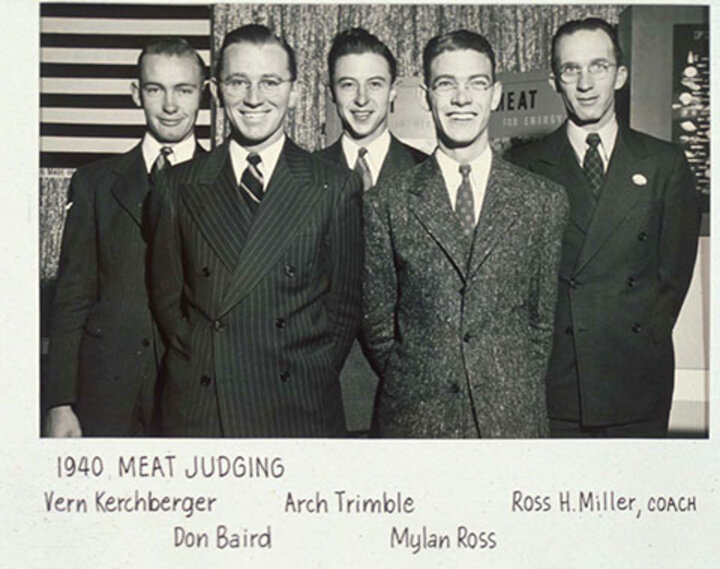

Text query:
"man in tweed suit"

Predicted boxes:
[[362, 30, 568, 438], [44, 38, 206, 436], [508, 18, 699, 437], [149, 24, 362, 437], [314, 27, 427, 434]]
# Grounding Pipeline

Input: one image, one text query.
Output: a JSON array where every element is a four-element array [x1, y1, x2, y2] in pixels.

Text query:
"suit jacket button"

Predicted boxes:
[[637, 231, 648, 241], [200, 375, 212, 387], [280, 371, 290, 383], [463, 332, 472, 343], [202, 266, 211, 277], [449, 382, 461, 394], [284, 264, 295, 277], [565, 326, 573, 336], [275, 318, 286, 329], [627, 277, 636, 287], [214, 320, 226, 332], [569, 278, 577, 289], [141, 338, 150, 347], [632, 323, 642, 333]]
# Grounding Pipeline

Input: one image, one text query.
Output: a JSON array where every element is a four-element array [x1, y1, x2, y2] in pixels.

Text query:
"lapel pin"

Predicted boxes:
[[632, 174, 647, 186], [65, 202, 74, 211]]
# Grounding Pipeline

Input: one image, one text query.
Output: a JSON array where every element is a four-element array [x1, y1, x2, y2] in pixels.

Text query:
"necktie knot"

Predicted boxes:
[[240, 152, 264, 213], [150, 146, 173, 183], [160, 145, 173, 157], [459, 163, 472, 178], [247, 152, 262, 167], [586, 133, 601, 149], [358, 147, 368, 159]]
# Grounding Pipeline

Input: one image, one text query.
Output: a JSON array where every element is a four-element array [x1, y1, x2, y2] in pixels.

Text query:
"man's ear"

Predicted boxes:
[[417, 83, 431, 113], [614, 65, 628, 91], [131, 81, 142, 108], [288, 80, 301, 110], [547, 73, 559, 94], [490, 80, 502, 111], [209, 78, 222, 107]]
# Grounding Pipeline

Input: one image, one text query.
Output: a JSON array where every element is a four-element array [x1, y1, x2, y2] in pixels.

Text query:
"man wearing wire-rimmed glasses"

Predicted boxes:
[[362, 29, 568, 438], [148, 24, 363, 437], [508, 18, 699, 437]]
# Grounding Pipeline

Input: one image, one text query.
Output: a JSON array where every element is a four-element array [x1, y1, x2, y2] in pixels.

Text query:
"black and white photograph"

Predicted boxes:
[[2, 1, 718, 567]]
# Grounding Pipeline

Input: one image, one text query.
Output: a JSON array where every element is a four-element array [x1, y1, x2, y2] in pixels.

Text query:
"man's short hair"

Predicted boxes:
[[137, 37, 205, 81], [216, 24, 297, 81], [327, 27, 397, 83], [551, 18, 623, 73], [422, 29, 496, 86]]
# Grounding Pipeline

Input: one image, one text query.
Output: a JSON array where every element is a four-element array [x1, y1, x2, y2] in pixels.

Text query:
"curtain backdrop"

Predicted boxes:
[[41, 3, 625, 285], [212, 3, 625, 149]]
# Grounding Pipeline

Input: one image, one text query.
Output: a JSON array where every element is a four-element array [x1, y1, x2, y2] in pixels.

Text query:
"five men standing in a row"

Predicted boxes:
[[43, 18, 699, 439]]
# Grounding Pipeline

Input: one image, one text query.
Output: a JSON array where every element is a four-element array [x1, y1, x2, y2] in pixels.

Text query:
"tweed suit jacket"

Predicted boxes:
[[507, 122, 700, 426], [314, 134, 427, 432], [45, 143, 203, 436], [149, 137, 363, 437], [362, 153, 568, 438]]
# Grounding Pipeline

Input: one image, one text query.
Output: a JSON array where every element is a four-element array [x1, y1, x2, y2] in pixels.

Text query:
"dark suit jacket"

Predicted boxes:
[[507, 122, 700, 426], [314, 134, 427, 433], [362, 154, 568, 438], [148, 137, 363, 437], [45, 143, 204, 436]]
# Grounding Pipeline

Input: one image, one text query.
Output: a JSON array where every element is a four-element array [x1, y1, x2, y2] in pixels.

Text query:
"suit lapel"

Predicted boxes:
[[326, 139, 350, 171], [408, 157, 470, 280], [181, 141, 253, 271], [575, 124, 649, 273], [110, 144, 148, 227], [218, 139, 326, 315], [377, 136, 413, 185], [467, 156, 522, 279]]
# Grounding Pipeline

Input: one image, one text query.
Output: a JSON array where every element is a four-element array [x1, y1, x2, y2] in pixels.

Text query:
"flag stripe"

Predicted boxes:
[[41, 33, 210, 50], [42, 107, 212, 124], [41, 47, 211, 65], [41, 3, 210, 19], [42, 17, 210, 35], [41, 123, 212, 138]]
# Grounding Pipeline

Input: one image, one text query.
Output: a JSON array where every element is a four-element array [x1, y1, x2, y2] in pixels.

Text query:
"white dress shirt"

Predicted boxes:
[[566, 116, 619, 173], [141, 132, 198, 173], [229, 134, 286, 191], [435, 146, 493, 224], [340, 129, 391, 186]]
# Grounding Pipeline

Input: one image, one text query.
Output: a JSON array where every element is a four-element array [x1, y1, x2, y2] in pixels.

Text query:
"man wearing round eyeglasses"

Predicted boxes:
[[148, 24, 363, 437], [44, 38, 206, 437], [315, 28, 428, 435], [508, 18, 699, 437], [362, 29, 568, 438]]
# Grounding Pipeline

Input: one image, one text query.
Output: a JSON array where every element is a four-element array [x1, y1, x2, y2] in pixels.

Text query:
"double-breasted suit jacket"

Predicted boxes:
[[314, 135, 427, 432], [45, 143, 203, 435], [508, 123, 700, 426], [149, 138, 363, 437], [362, 154, 568, 438]]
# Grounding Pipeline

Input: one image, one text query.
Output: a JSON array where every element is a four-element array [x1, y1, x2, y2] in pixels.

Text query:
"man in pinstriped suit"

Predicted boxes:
[[44, 38, 206, 437], [149, 24, 363, 437]]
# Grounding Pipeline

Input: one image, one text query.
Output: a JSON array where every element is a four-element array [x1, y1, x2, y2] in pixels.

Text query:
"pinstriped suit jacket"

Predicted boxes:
[[45, 143, 204, 436], [149, 137, 363, 437]]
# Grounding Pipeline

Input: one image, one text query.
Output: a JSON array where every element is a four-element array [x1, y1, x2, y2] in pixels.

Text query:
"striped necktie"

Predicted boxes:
[[354, 147, 373, 191], [455, 163, 475, 236], [150, 146, 173, 184], [583, 133, 604, 198], [239, 152, 264, 213]]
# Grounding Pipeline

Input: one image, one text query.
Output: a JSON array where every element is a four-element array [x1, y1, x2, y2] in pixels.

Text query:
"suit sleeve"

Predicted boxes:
[[528, 183, 568, 372], [147, 174, 190, 351], [360, 189, 397, 375], [44, 170, 98, 410], [649, 148, 700, 341], [326, 175, 364, 370]]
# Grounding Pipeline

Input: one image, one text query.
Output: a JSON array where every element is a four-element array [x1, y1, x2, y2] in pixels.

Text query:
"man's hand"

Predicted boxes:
[[45, 405, 82, 437]]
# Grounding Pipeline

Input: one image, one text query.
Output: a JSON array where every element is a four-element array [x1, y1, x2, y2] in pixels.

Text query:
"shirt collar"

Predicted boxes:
[[141, 131, 197, 173], [435, 145, 493, 220], [340, 129, 391, 185], [229, 134, 286, 189], [566, 116, 619, 169]]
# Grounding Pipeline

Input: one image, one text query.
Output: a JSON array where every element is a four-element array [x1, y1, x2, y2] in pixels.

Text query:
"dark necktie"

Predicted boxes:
[[239, 152, 264, 213], [583, 133, 604, 198], [456, 163, 475, 236], [354, 147, 373, 191], [150, 146, 173, 184]]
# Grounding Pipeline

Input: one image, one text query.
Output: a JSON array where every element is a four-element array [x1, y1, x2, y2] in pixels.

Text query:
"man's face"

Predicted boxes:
[[331, 52, 396, 145], [132, 54, 203, 143], [552, 29, 627, 128], [425, 49, 501, 154], [214, 41, 297, 151]]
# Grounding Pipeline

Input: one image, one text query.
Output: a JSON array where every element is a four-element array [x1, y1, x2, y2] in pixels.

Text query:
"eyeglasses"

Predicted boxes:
[[556, 60, 617, 84], [430, 76, 494, 95], [220, 76, 292, 97]]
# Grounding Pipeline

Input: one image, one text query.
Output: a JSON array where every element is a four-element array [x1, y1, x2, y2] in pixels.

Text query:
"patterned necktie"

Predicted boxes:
[[150, 146, 173, 184], [354, 147, 374, 191], [456, 164, 475, 236], [239, 152, 264, 213], [583, 133, 604, 198]]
